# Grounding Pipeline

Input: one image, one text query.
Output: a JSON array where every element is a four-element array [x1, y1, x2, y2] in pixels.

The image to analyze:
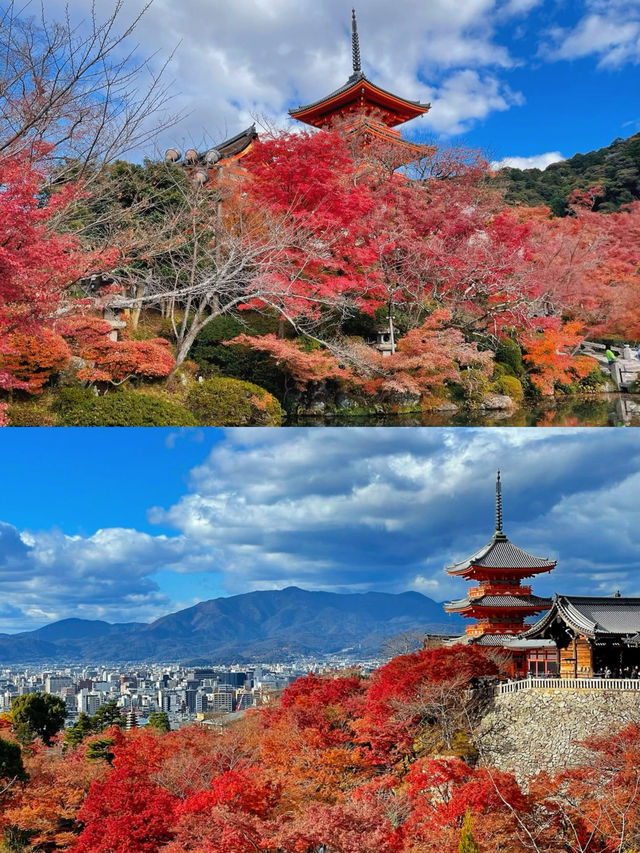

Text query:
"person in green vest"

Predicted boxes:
[[605, 346, 617, 364]]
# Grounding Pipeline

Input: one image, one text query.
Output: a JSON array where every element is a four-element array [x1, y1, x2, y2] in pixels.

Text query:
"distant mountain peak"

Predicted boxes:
[[0, 588, 463, 664]]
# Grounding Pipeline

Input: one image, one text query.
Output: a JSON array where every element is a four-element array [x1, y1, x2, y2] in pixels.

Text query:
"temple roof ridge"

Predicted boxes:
[[446, 472, 556, 575], [289, 72, 429, 116], [446, 534, 557, 575], [446, 593, 552, 610], [289, 10, 430, 125], [523, 594, 640, 639]]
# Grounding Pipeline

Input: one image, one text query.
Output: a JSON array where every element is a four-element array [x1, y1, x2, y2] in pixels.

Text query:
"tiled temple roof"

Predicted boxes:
[[523, 595, 640, 639], [447, 536, 557, 575], [446, 594, 551, 610]]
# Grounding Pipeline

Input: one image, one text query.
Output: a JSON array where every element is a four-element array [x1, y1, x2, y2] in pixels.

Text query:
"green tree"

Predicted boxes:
[[459, 810, 479, 853], [92, 701, 125, 732], [147, 711, 170, 733], [11, 694, 66, 746], [64, 712, 94, 751], [0, 736, 27, 783], [86, 737, 115, 764]]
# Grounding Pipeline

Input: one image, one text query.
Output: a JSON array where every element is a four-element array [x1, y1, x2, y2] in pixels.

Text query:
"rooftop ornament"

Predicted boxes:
[[351, 8, 362, 78]]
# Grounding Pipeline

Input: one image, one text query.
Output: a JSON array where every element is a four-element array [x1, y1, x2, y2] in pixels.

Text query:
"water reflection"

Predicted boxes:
[[288, 395, 640, 427]]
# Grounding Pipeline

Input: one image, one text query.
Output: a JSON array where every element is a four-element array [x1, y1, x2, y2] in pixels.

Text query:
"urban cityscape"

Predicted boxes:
[[0, 657, 382, 731]]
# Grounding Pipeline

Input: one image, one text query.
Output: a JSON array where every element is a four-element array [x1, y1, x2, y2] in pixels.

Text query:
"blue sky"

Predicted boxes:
[[49, 0, 640, 170], [1, 428, 640, 633]]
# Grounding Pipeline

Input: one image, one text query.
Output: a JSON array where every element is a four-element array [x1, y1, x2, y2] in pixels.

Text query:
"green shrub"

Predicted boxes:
[[494, 375, 524, 403], [191, 317, 289, 402], [458, 369, 492, 408], [55, 388, 198, 426], [187, 377, 283, 426], [495, 337, 523, 376], [7, 400, 58, 426]]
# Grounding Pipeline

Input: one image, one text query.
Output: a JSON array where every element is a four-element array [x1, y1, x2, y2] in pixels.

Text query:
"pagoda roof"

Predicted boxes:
[[290, 11, 429, 129], [446, 534, 557, 576], [523, 595, 640, 640], [290, 72, 430, 128], [345, 115, 433, 154], [217, 124, 259, 159], [446, 594, 551, 611], [452, 634, 555, 648]]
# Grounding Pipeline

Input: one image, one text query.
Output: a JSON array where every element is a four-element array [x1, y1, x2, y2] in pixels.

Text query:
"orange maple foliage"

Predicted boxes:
[[7, 647, 640, 853], [56, 314, 175, 385], [0, 329, 71, 393], [1, 741, 106, 849], [522, 322, 598, 395]]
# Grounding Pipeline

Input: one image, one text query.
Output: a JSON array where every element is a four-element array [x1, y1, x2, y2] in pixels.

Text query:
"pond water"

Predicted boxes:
[[287, 394, 640, 427]]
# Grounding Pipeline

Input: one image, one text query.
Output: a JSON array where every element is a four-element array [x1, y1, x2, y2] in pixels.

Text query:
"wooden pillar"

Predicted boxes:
[[559, 635, 593, 678]]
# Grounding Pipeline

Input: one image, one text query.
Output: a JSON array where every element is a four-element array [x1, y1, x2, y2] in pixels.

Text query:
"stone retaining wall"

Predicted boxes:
[[478, 688, 640, 784]]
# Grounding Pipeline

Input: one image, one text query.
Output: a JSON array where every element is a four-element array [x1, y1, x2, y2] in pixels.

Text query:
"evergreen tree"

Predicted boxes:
[[86, 738, 115, 764], [459, 810, 480, 853], [0, 736, 27, 782], [147, 711, 170, 733], [11, 694, 66, 746], [92, 701, 125, 732], [64, 712, 94, 751]]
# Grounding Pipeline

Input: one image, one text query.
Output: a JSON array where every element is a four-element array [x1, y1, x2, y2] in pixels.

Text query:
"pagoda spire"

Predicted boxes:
[[351, 9, 362, 76], [496, 470, 503, 535], [444, 471, 556, 637]]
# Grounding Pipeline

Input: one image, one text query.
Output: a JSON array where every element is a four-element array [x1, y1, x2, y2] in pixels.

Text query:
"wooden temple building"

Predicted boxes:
[[522, 596, 640, 678], [445, 474, 640, 679], [167, 10, 431, 180]]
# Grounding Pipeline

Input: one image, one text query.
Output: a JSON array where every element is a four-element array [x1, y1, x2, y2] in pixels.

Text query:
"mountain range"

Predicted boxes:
[[0, 587, 463, 664]]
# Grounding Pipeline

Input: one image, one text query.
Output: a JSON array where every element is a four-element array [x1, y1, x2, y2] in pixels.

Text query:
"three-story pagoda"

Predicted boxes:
[[445, 473, 556, 639]]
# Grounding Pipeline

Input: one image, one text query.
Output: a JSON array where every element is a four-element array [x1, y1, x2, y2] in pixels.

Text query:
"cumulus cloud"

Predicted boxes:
[[0, 524, 215, 632], [41, 0, 529, 147], [423, 70, 524, 135], [3, 430, 640, 633], [543, 3, 640, 67], [151, 429, 640, 605], [491, 150, 565, 170]]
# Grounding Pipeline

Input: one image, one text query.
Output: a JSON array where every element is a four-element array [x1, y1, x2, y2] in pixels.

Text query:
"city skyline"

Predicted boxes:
[[1, 428, 639, 633]]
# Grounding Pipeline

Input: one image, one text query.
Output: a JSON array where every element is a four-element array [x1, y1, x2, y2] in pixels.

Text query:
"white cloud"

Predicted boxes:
[[543, 6, 640, 67], [0, 523, 214, 631], [41, 0, 529, 151], [491, 150, 564, 170], [423, 70, 524, 135], [3, 429, 640, 633], [151, 429, 640, 603]]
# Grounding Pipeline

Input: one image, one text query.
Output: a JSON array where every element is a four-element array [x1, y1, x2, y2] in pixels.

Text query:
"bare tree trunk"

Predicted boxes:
[[130, 281, 147, 329]]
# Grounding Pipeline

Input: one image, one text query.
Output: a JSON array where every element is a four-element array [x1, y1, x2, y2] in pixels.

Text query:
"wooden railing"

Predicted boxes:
[[497, 677, 640, 695], [468, 585, 532, 598]]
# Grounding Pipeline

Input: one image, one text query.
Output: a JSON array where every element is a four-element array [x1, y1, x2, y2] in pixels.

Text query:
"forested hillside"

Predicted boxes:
[[496, 132, 640, 215]]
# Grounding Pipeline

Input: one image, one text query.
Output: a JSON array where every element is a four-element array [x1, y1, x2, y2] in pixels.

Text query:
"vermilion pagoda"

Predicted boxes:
[[445, 473, 556, 638], [290, 10, 431, 164]]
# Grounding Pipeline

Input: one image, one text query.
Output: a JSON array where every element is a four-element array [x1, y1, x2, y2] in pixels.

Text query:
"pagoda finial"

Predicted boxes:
[[496, 470, 503, 535], [351, 9, 362, 76]]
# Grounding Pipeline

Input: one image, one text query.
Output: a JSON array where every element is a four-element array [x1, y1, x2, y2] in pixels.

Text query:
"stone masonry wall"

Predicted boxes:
[[478, 688, 640, 785]]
